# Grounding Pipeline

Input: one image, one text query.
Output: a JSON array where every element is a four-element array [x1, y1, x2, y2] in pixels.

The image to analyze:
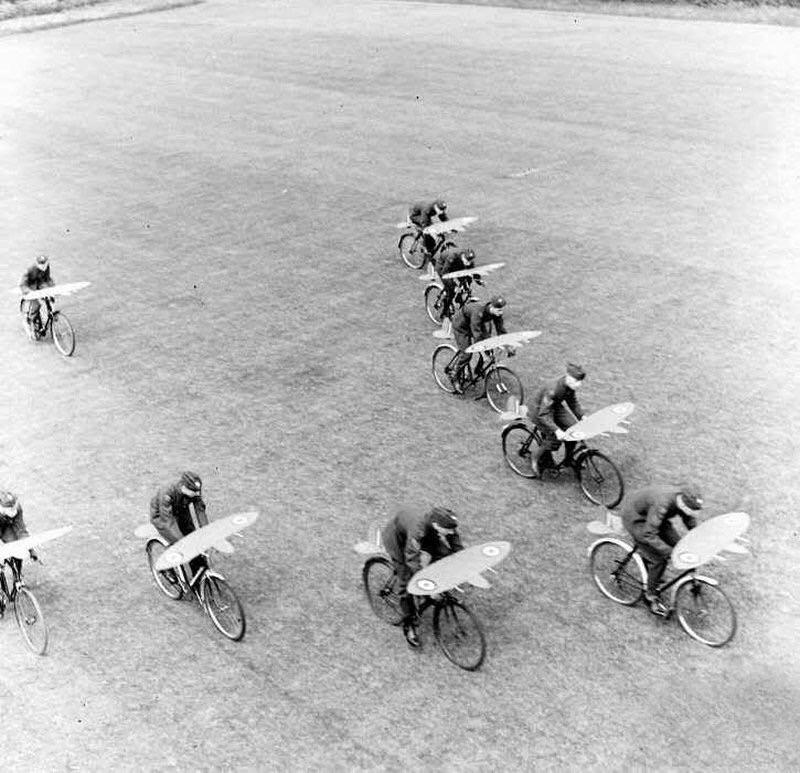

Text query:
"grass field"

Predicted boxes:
[[1, 0, 799, 768]]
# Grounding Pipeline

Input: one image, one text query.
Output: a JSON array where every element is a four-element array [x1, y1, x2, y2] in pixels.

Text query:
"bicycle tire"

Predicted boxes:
[[51, 311, 76, 357], [484, 365, 524, 413], [674, 578, 736, 647], [589, 540, 645, 606], [362, 556, 404, 626], [433, 598, 486, 671], [432, 344, 458, 394], [577, 450, 624, 508], [501, 422, 538, 478], [424, 284, 446, 325], [14, 586, 48, 656], [146, 539, 184, 600], [201, 573, 246, 641], [399, 233, 425, 270]]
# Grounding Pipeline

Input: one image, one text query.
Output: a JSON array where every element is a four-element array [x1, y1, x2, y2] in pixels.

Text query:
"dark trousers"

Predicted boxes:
[[532, 425, 578, 468], [633, 525, 681, 595], [391, 559, 416, 626]]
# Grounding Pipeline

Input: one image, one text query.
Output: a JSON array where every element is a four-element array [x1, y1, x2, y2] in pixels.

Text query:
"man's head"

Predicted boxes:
[[565, 362, 586, 390], [179, 471, 202, 498], [35, 254, 49, 271], [486, 295, 506, 317], [429, 506, 459, 537], [0, 491, 19, 518], [461, 248, 476, 266], [433, 199, 447, 214], [676, 484, 703, 515]]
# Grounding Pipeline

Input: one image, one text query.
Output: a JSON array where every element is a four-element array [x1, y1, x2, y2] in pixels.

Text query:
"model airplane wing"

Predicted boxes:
[[408, 541, 511, 596], [0, 525, 74, 561], [442, 262, 506, 280], [466, 330, 542, 354], [561, 403, 635, 442], [423, 216, 478, 237], [20, 281, 91, 301], [671, 512, 750, 570], [153, 511, 259, 571]]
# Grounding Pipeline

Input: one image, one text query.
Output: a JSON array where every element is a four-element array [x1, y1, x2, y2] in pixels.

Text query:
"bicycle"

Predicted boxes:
[[424, 277, 475, 325], [501, 421, 624, 507], [145, 535, 246, 641], [0, 557, 48, 655], [398, 226, 456, 271], [432, 343, 524, 413], [20, 295, 76, 357], [362, 554, 487, 671], [587, 535, 737, 647]]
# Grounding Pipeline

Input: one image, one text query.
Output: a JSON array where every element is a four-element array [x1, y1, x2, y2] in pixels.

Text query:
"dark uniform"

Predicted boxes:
[[529, 376, 585, 469], [20, 261, 54, 328], [409, 200, 448, 258], [381, 506, 463, 626], [450, 299, 507, 380], [0, 498, 32, 577], [435, 247, 475, 319], [621, 486, 699, 595], [150, 480, 209, 583]]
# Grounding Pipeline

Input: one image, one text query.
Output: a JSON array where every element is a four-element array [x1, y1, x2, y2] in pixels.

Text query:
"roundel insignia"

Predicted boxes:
[[612, 405, 627, 414], [166, 549, 183, 563], [233, 515, 249, 525], [482, 545, 501, 557], [679, 552, 698, 565], [571, 430, 586, 440], [417, 578, 437, 592]]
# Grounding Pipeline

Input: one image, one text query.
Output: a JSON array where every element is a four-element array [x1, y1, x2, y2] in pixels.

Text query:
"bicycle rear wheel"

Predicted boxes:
[[14, 587, 48, 655], [674, 579, 736, 647], [484, 366, 524, 413], [399, 233, 425, 269], [589, 540, 645, 605], [432, 344, 458, 394], [146, 539, 184, 600], [424, 284, 446, 325], [577, 450, 624, 508], [433, 599, 486, 671], [501, 422, 537, 478], [201, 573, 246, 641], [362, 556, 404, 626], [51, 311, 76, 357]]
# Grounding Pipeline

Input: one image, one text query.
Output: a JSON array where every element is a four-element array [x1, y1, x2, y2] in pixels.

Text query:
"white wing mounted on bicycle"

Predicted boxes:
[[560, 403, 635, 443], [408, 541, 511, 596], [670, 512, 750, 570], [153, 511, 259, 571], [0, 525, 74, 561], [442, 262, 506, 280], [133, 522, 235, 554], [19, 281, 91, 301], [423, 216, 478, 237], [466, 330, 542, 355]]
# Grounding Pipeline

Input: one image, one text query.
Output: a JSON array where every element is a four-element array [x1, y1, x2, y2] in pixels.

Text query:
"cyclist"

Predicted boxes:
[[527, 363, 586, 477], [149, 471, 209, 589], [447, 295, 510, 393], [381, 505, 463, 649], [0, 491, 38, 580], [620, 484, 703, 615], [409, 199, 448, 275], [433, 247, 479, 339], [19, 254, 55, 337]]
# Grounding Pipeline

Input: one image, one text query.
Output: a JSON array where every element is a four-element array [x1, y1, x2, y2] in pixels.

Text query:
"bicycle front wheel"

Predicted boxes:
[[14, 587, 48, 655], [51, 311, 76, 357], [589, 540, 645, 606], [432, 344, 458, 394], [501, 422, 537, 478], [424, 284, 446, 325], [433, 599, 486, 671], [362, 556, 404, 626], [146, 539, 184, 600], [674, 579, 736, 647], [201, 573, 246, 641], [399, 233, 425, 269], [577, 450, 624, 508], [484, 365, 524, 413]]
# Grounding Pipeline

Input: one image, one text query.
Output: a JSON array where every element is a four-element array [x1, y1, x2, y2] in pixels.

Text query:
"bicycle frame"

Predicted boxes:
[[0, 559, 23, 604]]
